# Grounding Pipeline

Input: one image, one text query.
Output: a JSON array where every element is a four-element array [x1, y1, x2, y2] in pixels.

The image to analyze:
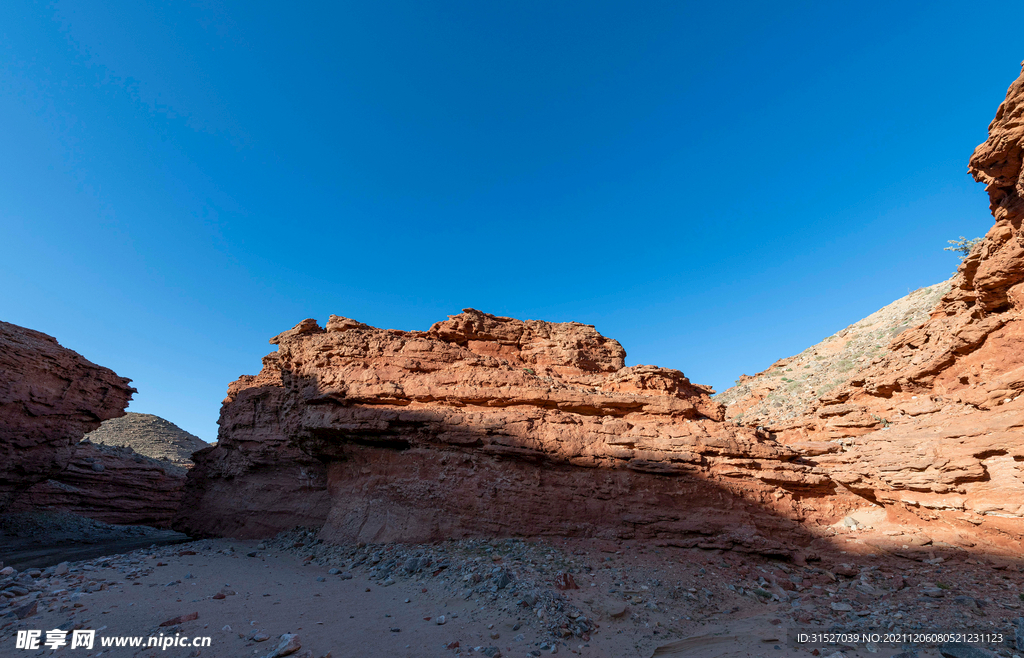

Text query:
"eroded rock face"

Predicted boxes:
[[725, 64, 1024, 554], [179, 64, 1024, 558], [8, 441, 186, 528], [0, 321, 135, 511], [177, 310, 851, 554], [855, 63, 1024, 398]]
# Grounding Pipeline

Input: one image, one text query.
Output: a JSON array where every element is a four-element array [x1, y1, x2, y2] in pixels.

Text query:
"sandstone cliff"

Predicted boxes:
[[0, 321, 135, 511], [8, 441, 185, 528], [177, 310, 851, 555], [848, 63, 1024, 402], [726, 64, 1024, 554], [178, 63, 1024, 559]]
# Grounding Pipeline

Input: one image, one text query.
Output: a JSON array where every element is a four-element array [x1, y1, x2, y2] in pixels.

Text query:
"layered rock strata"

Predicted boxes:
[[8, 441, 186, 528], [178, 311, 852, 554], [851, 63, 1024, 401], [0, 321, 135, 511], [179, 64, 1024, 558], [725, 64, 1024, 554]]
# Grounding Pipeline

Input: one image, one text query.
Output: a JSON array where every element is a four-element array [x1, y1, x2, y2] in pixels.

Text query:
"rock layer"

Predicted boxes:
[[178, 63, 1024, 558], [8, 441, 186, 528], [846, 64, 1024, 400], [0, 321, 135, 511], [725, 64, 1024, 554], [178, 311, 852, 554]]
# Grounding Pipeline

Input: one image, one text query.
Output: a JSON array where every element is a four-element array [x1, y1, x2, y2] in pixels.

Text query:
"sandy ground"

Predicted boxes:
[[1, 528, 1022, 658]]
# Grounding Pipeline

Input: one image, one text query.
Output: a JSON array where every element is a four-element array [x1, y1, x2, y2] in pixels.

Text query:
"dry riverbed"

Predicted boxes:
[[1, 528, 1023, 658]]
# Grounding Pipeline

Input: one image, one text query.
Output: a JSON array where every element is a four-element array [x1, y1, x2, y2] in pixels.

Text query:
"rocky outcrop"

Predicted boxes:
[[177, 310, 855, 555], [842, 63, 1024, 400], [0, 323, 187, 527], [86, 412, 208, 467], [0, 321, 135, 511], [8, 441, 186, 528], [178, 63, 1024, 558], [717, 280, 951, 425], [724, 64, 1024, 554]]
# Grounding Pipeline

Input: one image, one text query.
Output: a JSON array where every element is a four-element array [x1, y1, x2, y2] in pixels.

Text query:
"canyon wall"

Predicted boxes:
[[722, 63, 1024, 554], [8, 441, 185, 527], [178, 63, 1024, 558], [0, 322, 189, 528], [0, 321, 135, 511], [853, 62, 1024, 401], [176, 311, 855, 556]]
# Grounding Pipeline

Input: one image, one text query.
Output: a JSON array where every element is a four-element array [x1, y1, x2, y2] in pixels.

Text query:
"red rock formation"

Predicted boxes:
[[179, 64, 1024, 559], [178, 310, 855, 556], [730, 64, 1024, 554], [849, 64, 1024, 399], [8, 441, 185, 527], [0, 321, 135, 511]]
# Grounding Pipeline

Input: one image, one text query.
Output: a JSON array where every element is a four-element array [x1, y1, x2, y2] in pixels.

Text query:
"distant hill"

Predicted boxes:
[[84, 412, 208, 466], [716, 279, 952, 426]]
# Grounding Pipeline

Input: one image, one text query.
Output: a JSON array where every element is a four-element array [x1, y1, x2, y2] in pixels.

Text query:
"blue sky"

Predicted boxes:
[[2, 1, 1020, 441]]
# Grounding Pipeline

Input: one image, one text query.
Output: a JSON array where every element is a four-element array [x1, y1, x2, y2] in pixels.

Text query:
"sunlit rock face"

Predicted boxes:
[[723, 64, 1024, 555], [177, 309, 850, 556], [178, 65, 1024, 557]]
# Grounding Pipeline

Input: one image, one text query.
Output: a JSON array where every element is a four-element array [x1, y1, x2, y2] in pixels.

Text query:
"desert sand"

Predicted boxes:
[[2, 522, 1022, 658]]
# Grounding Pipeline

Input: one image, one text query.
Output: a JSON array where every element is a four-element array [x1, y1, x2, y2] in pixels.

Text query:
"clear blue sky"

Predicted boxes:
[[2, 1, 1020, 442]]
